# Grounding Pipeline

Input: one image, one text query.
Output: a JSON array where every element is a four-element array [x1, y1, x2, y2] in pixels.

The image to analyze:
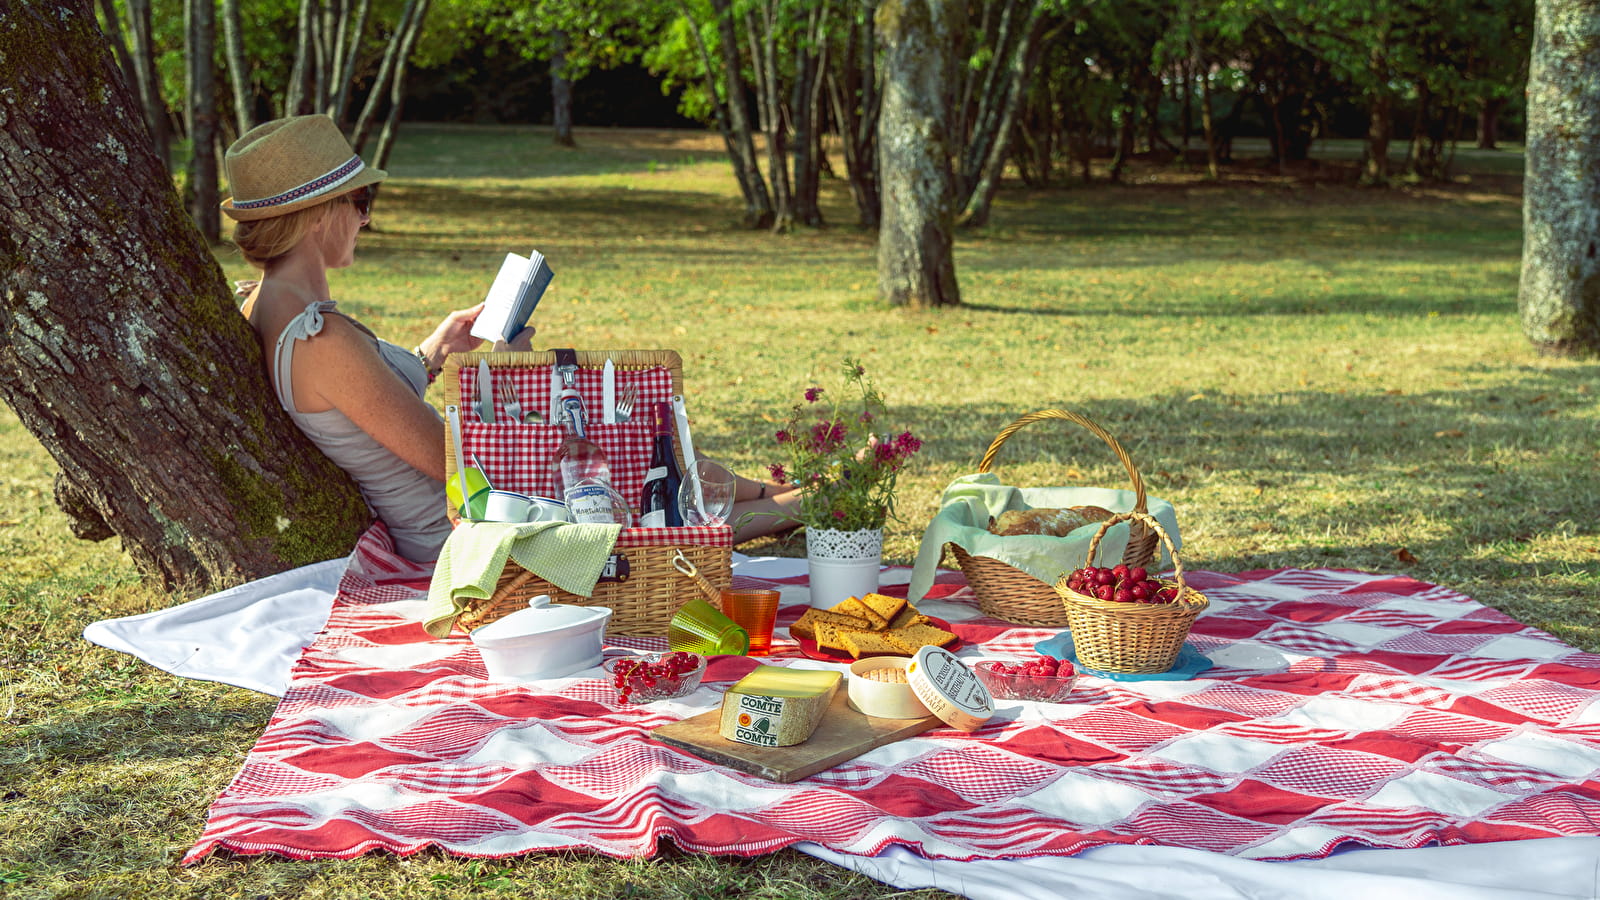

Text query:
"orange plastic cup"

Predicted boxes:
[[720, 587, 781, 656]]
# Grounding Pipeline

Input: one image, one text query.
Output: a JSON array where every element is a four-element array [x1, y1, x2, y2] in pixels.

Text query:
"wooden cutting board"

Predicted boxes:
[[650, 691, 940, 783]]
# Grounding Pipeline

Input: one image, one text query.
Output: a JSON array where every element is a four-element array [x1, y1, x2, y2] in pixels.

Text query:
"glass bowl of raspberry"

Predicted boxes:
[[604, 651, 707, 704], [974, 656, 1077, 702]]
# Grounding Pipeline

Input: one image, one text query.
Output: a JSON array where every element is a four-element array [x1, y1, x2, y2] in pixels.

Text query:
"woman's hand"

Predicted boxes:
[[492, 324, 537, 353], [416, 304, 488, 371]]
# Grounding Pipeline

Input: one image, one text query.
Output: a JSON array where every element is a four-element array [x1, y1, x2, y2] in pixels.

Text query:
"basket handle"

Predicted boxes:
[[979, 409, 1156, 567], [1083, 511, 1195, 602]]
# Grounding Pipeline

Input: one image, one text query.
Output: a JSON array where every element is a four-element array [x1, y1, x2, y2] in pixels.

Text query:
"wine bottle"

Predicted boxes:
[[638, 402, 684, 528]]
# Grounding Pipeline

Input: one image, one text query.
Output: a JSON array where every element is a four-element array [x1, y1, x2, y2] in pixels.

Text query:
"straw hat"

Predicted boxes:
[[221, 115, 386, 222]]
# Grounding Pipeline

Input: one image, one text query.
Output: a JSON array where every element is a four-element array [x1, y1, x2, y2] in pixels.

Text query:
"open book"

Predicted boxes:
[[471, 250, 554, 343]]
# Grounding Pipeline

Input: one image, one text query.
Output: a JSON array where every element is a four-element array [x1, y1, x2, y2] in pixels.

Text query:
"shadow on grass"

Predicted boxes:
[[709, 364, 1600, 587]]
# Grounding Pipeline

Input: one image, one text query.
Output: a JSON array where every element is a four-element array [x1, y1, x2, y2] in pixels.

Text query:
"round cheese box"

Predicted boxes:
[[906, 646, 994, 732]]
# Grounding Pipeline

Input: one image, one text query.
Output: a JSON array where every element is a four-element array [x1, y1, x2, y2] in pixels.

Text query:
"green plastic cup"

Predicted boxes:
[[668, 597, 750, 656], [446, 466, 491, 521]]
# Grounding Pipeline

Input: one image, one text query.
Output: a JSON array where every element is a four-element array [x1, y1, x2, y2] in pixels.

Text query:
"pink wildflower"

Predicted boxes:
[[768, 463, 787, 483], [775, 429, 792, 444], [805, 387, 824, 403]]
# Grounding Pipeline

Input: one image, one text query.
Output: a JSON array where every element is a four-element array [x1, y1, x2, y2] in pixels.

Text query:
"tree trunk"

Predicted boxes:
[[1518, 0, 1600, 357], [709, 0, 774, 229], [827, 4, 879, 229], [790, 3, 829, 229], [125, 0, 170, 171], [958, 7, 1047, 228], [673, 0, 773, 228], [1200, 62, 1219, 179], [328, 0, 372, 123], [221, 0, 255, 135], [373, 0, 430, 170], [876, 0, 960, 308], [352, 0, 421, 154], [1363, 90, 1392, 184], [186, 0, 221, 242], [550, 30, 575, 147], [1477, 95, 1505, 149], [748, 4, 793, 232], [285, 0, 316, 116], [0, 0, 372, 589]]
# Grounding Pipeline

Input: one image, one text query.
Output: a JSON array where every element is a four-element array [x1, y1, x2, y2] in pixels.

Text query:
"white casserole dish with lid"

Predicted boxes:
[[469, 594, 611, 681]]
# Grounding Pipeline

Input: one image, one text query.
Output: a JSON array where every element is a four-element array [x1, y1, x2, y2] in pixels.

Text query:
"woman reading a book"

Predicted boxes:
[[222, 115, 534, 562]]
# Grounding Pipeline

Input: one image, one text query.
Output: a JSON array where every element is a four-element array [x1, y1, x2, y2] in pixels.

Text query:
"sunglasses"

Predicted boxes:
[[343, 185, 374, 219]]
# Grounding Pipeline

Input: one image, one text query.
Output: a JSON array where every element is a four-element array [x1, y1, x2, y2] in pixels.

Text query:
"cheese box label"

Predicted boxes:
[[731, 694, 786, 746]]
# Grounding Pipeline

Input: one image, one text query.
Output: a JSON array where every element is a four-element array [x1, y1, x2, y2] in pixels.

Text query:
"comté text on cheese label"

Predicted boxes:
[[731, 694, 786, 746]]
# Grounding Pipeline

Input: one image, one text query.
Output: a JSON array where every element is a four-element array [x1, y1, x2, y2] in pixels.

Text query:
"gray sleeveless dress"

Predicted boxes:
[[272, 301, 450, 562]]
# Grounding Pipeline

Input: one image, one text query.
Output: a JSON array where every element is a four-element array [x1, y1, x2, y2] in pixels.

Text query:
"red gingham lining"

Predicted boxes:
[[457, 364, 675, 504]]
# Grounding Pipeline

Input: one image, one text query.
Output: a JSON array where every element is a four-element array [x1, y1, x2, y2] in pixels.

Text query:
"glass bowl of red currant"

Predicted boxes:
[[974, 656, 1077, 702], [605, 651, 706, 704]]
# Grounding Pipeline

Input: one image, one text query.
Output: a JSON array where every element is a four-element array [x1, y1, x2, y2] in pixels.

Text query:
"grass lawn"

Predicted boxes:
[[2, 125, 1595, 898]]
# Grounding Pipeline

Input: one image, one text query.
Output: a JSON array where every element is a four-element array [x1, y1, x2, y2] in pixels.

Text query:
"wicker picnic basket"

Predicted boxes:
[[946, 409, 1159, 627], [1053, 511, 1207, 674], [442, 349, 731, 635]]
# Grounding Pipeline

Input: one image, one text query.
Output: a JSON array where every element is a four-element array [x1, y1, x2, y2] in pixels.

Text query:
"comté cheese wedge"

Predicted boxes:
[[718, 665, 842, 746]]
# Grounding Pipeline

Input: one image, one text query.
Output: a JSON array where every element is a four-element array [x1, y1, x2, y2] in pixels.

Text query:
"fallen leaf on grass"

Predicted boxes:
[[1392, 547, 1420, 564], [1434, 429, 1465, 439]]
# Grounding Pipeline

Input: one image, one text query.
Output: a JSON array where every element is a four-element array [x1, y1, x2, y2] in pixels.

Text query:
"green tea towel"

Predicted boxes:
[[423, 520, 622, 637], [906, 473, 1180, 603]]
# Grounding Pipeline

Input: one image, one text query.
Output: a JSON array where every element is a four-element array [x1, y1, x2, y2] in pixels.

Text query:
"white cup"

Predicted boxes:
[[526, 496, 572, 523], [484, 490, 532, 523]]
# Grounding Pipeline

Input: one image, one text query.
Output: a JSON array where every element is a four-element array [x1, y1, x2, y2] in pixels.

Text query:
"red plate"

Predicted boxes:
[[793, 616, 963, 663]]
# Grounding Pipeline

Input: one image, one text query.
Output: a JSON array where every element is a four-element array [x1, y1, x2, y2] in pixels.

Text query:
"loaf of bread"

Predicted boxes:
[[990, 507, 1089, 537]]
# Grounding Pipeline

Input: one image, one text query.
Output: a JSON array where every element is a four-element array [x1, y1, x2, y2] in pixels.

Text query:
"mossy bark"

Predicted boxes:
[[1519, 0, 1600, 357], [875, 0, 961, 309], [0, 0, 371, 589]]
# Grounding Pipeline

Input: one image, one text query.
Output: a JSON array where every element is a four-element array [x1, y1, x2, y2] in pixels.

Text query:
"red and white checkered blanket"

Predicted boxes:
[[183, 525, 1600, 864]]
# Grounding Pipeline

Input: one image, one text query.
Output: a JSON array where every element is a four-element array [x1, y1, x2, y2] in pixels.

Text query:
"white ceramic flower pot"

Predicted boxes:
[[805, 527, 883, 608]]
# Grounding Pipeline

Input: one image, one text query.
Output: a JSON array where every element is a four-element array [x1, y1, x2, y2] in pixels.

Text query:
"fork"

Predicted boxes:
[[498, 377, 527, 424], [613, 383, 638, 423]]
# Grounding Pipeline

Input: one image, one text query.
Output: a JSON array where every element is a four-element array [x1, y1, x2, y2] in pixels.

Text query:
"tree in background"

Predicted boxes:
[[185, 0, 222, 242], [1518, 0, 1600, 356], [876, 0, 960, 308], [0, 0, 372, 588]]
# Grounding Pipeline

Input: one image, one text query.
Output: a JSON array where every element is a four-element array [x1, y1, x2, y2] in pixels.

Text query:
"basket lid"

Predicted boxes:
[[906, 646, 993, 732]]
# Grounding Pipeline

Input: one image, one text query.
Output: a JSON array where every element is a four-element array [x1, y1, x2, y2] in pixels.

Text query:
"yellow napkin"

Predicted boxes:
[[423, 520, 623, 637]]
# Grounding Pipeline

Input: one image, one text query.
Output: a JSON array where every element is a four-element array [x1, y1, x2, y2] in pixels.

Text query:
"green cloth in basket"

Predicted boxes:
[[907, 473, 1181, 604], [423, 520, 622, 637]]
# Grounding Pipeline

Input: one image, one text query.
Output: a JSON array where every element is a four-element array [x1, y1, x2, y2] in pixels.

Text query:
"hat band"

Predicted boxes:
[[232, 155, 365, 211]]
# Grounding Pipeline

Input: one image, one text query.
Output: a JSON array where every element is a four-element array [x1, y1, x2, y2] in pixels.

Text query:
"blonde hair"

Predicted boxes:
[[231, 201, 335, 269]]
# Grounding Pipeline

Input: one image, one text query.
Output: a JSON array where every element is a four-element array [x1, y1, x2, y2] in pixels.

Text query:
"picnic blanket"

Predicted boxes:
[[179, 524, 1600, 868]]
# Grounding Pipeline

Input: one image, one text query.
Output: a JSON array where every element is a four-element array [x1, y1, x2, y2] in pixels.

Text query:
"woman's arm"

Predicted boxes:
[[297, 315, 450, 480]]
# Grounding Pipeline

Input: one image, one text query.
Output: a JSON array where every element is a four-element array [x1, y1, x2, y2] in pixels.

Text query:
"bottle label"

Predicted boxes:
[[566, 484, 618, 523], [638, 509, 667, 528], [643, 466, 667, 482]]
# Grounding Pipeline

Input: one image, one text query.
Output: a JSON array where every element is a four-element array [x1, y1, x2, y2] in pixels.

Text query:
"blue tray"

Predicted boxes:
[[1034, 632, 1211, 682]]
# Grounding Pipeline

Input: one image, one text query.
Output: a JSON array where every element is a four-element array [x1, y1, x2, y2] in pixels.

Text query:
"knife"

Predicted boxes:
[[602, 358, 616, 424], [671, 394, 698, 472], [477, 360, 496, 423], [446, 404, 470, 514]]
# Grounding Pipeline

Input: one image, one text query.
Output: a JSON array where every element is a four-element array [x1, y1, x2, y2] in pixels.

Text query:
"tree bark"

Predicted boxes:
[[186, 0, 221, 242], [672, 0, 772, 228], [0, 0, 372, 589], [790, 3, 829, 229], [1200, 61, 1220, 179], [1518, 0, 1600, 357], [550, 29, 575, 147], [876, 0, 960, 308], [328, 0, 372, 124]]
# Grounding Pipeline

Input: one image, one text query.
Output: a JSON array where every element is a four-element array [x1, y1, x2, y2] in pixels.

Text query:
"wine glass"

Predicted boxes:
[[678, 459, 737, 526]]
